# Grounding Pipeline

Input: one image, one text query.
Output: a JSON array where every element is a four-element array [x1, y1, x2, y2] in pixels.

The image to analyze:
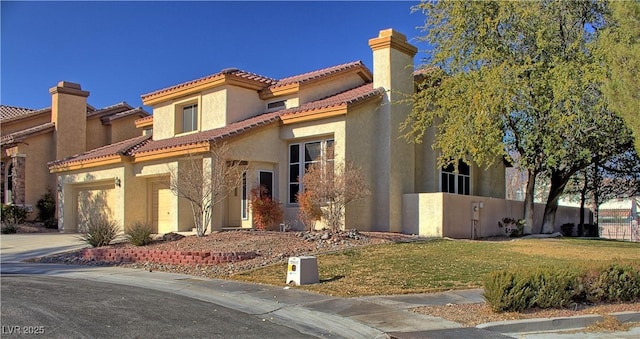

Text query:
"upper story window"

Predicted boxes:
[[181, 104, 198, 133], [288, 138, 334, 204], [440, 160, 470, 195]]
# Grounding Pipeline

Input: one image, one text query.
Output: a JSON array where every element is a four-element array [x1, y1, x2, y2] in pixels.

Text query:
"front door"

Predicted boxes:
[[150, 178, 171, 234]]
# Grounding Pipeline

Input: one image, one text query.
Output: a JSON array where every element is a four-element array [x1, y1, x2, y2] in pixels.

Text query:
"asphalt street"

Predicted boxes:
[[1, 275, 315, 339]]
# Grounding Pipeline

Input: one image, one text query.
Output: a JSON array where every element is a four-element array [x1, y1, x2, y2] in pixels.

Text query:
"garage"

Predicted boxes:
[[75, 183, 116, 233]]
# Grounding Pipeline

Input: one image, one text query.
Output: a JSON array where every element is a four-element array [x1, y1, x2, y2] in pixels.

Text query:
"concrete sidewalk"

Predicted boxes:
[[1, 233, 638, 338]]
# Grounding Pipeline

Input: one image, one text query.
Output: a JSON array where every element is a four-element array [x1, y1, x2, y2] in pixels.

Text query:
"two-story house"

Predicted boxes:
[[1, 82, 149, 219], [48, 29, 506, 236]]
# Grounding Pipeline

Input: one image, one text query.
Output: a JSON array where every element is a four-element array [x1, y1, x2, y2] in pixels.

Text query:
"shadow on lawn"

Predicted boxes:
[[320, 275, 344, 283]]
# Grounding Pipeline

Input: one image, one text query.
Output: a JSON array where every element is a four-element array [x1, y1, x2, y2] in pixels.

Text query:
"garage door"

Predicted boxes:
[[76, 184, 116, 233]]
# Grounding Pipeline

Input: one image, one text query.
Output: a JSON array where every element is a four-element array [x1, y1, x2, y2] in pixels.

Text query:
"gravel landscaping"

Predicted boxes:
[[26, 228, 640, 328]]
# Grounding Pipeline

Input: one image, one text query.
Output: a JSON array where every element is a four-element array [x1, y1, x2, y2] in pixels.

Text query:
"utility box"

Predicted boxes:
[[286, 256, 319, 285]]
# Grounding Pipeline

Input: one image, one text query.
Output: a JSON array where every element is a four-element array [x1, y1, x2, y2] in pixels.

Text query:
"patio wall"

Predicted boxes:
[[403, 193, 591, 239]]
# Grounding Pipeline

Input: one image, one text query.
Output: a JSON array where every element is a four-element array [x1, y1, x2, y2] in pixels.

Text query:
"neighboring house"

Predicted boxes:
[[1, 81, 149, 219], [599, 197, 639, 242], [49, 29, 507, 235]]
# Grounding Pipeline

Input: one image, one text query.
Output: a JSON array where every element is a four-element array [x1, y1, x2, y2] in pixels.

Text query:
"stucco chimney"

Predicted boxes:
[[50, 81, 89, 160], [368, 29, 417, 233]]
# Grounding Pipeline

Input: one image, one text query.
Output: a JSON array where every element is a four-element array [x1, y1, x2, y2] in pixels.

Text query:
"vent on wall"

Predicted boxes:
[[267, 100, 286, 111]]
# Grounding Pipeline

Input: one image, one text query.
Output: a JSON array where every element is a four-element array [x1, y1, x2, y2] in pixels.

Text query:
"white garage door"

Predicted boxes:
[[76, 183, 116, 233]]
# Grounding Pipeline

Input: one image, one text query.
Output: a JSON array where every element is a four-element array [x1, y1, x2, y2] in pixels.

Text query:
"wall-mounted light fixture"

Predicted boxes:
[[115, 177, 121, 187], [57, 184, 63, 193]]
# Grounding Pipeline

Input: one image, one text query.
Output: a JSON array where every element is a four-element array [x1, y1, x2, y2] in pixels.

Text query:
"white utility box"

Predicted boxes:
[[286, 256, 319, 285]]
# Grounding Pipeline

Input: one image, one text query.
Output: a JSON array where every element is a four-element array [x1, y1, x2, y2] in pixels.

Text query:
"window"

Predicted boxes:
[[181, 104, 198, 133], [440, 160, 470, 195], [241, 172, 248, 220], [288, 139, 334, 204], [259, 171, 274, 199]]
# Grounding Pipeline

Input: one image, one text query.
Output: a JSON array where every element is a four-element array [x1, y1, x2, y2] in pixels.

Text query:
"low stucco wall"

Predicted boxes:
[[403, 193, 591, 239]]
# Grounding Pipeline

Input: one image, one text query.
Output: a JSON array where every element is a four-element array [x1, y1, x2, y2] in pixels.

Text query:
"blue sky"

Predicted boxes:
[[1, 1, 426, 111]]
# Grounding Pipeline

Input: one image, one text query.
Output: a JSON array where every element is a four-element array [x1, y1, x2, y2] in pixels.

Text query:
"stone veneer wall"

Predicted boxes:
[[80, 248, 257, 265], [12, 156, 26, 205]]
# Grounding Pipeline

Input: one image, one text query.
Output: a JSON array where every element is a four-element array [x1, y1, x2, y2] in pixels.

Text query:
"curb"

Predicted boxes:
[[476, 311, 640, 334]]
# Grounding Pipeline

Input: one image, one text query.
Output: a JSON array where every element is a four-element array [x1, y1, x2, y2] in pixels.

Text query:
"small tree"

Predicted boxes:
[[302, 154, 370, 232], [168, 142, 246, 237]]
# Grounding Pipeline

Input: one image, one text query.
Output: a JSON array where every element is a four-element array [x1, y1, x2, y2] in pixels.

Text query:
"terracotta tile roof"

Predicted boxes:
[[1, 105, 50, 123], [51, 82, 383, 168], [133, 111, 283, 155], [141, 69, 277, 102], [100, 107, 150, 123], [48, 135, 152, 168], [280, 83, 383, 117], [1, 122, 55, 146], [86, 102, 133, 118], [270, 60, 371, 89], [0, 105, 35, 120], [135, 115, 154, 125]]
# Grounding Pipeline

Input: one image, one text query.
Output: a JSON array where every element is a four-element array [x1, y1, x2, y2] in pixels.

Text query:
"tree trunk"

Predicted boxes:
[[541, 171, 569, 233], [522, 168, 537, 234], [578, 171, 588, 236]]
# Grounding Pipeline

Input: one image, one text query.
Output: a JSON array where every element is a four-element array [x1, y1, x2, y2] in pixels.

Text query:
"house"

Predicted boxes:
[[1, 82, 149, 219], [49, 29, 508, 236]]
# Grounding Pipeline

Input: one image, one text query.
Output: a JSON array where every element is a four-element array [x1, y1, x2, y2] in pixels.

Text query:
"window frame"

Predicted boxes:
[[288, 138, 334, 205], [439, 160, 471, 195], [181, 103, 198, 133]]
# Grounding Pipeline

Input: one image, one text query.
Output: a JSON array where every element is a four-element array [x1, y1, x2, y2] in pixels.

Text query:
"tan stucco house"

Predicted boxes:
[[1, 82, 149, 218], [48, 29, 507, 236]]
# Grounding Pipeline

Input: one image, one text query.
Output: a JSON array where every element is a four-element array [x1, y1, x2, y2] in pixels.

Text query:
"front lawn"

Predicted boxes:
[[233, 238, 640, 297]]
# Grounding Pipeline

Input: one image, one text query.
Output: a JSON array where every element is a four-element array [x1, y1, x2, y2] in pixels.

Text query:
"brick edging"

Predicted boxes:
[[80, 248, 257, 265]]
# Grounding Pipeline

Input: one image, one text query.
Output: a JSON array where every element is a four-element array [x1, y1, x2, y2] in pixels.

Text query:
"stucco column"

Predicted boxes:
[[369, 29, 417, 232]]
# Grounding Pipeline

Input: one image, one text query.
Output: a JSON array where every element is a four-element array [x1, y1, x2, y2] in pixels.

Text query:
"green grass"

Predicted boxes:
[[233, 238, 640, 297]]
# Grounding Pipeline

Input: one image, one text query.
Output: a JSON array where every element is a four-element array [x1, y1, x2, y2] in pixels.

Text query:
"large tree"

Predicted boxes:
[[404, 0, 628, 233], [596, 0, 640, 154]]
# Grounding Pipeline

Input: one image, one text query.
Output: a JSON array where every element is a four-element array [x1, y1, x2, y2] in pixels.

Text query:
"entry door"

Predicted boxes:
[[151, 179, 171, 234]]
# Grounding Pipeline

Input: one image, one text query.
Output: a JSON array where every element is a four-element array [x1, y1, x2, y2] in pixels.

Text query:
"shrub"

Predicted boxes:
[[583, 264, 640, 303], [249, 186, 283, 231], [36, 190, 56, 222], [498, 217, 525, 237], [79, 218, 120, 247], [560, 223, 574, 237], [125, 221, 153, 246], [529, 268, 579, 309], [297, 191, 322, 231], [1, 204, 28, 234], [483, 270, 535, 312], [43, 218, 58, 230]]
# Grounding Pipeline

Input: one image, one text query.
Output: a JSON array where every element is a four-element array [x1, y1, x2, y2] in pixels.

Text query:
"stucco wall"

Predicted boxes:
[[2, 113, 51, 136], [226, 86, 265, 124], [149, 102, 175, 140], [110, 116, 144, 143], [403, 193, 591, 238], [298, 73, 366, 104], [86, 118, 109, 151], [344, 101, 380, 231]]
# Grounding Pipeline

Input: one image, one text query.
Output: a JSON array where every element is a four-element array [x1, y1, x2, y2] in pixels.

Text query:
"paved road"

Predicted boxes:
[[2, 275, 315, 338]]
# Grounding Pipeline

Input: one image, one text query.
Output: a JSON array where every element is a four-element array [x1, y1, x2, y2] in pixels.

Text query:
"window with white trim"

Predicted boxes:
[[440, 160, 470, 195], [288, 139, 334, 204]]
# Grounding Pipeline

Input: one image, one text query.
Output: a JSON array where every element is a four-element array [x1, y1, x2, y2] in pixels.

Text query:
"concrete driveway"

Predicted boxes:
[[0, 233, 87, 263]]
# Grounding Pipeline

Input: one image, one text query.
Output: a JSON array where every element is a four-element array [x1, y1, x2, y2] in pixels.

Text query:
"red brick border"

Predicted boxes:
[[80, 248, 257, 265]]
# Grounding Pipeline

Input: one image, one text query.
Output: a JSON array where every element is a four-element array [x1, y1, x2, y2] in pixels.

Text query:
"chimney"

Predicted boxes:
[[368, 29, 417, 233], [50, 81, 89, 160]]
